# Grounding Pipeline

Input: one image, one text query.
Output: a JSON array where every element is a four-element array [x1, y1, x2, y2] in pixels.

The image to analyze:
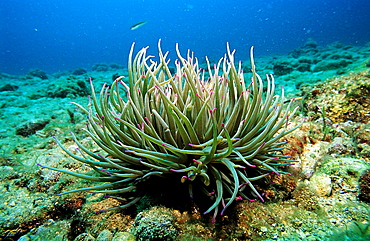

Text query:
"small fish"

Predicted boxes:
[[130, 21, 147, 30]]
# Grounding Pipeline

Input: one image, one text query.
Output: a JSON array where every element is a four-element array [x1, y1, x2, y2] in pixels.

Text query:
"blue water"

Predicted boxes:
[[1, 0, 369, 75]]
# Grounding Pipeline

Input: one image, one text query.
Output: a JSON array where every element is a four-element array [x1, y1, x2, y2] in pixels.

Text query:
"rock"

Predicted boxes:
[[18, 220, 71, 241], [312, 59, 352, 72], [359, 169, 370, 202], [74, 233, 96, 241], [28, 69, 48, 80], [304, 69, 370, 123], [0, 83, 19, 92], [112, 232, 136, 241], [316, 157, 370, 193], [309, 173, 332, 196], [304, 39, 318, 48], [297, 62, 311, 72], [321, 157, 369, 180], [92, 63, 109, 72], [0, 166, 18, 180], [328, 137, 355, 155], [96, 229, 113, 241], [15, 119, 50, 137], [273, 59, 298, 75], [289, 38, 319, 58], [46, 76, 89, 98], [109, 63, 124, 70], [133, 207, 178, 241], [72, 67, 88, 75], [364, 58, 370, 67], [355, 124, 370, 157]]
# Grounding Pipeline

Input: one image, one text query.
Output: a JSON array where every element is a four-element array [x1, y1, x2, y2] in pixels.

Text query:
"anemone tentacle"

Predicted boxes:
[[40, 40, 302, 219]]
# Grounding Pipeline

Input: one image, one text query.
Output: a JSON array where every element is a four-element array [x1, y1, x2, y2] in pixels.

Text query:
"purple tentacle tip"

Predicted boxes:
[[192, 159, 202, 164]]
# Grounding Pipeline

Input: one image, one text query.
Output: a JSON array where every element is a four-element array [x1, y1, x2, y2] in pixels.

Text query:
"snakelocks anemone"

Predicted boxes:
[[39, 40, 302, 222]]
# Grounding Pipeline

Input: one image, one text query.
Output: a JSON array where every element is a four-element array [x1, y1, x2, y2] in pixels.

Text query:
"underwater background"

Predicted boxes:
[[1, 0, 370, 74], [1, 0, 370, 241]]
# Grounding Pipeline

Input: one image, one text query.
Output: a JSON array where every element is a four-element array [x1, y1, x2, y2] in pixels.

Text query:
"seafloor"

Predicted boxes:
[[0, 40, 369, 241]]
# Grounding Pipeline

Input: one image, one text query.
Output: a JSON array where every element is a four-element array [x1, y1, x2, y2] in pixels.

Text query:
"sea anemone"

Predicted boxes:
[[39, 40, 301, 221]]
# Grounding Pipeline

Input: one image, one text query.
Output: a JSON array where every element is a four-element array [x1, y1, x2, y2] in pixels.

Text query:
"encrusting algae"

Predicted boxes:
[[304, 69, 370, 124]]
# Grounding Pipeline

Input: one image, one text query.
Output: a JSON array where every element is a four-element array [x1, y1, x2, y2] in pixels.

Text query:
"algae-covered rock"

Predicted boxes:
[[331, 221, 370, 241], [0, 182, 57, 239], [314, 157, 370, 195], [28, 69, 48, 80], [289, 38, 319, 58], [364, 58, 370, 67], [17, 220, 71, 241], [309, 173, 332, 196], [304, 69, 370, 123], [74, 233, 96, 241], [46, 76, 89, 98], [71, 67, 88, 76], [94, 229, 135, 241], [96, 229, 113, 241], [328, 137, 356, 155], [15, 119, 50, 137], [111, 232, 136, 241], [355, 124, 370, 157], [92, 63, 109, 72], [133, 207, 178, 241], [273, 58, 298, 75], [30, 75, 89, 99], [312, 59, 352, 72], [359, 170, 370, 203], [0, 83, 19, 91], [320, 157, 369, 180]]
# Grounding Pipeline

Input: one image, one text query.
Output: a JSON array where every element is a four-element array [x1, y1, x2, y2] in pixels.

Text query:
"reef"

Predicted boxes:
[[0, 40, 369, 241], [304, 69, 370, 124]]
